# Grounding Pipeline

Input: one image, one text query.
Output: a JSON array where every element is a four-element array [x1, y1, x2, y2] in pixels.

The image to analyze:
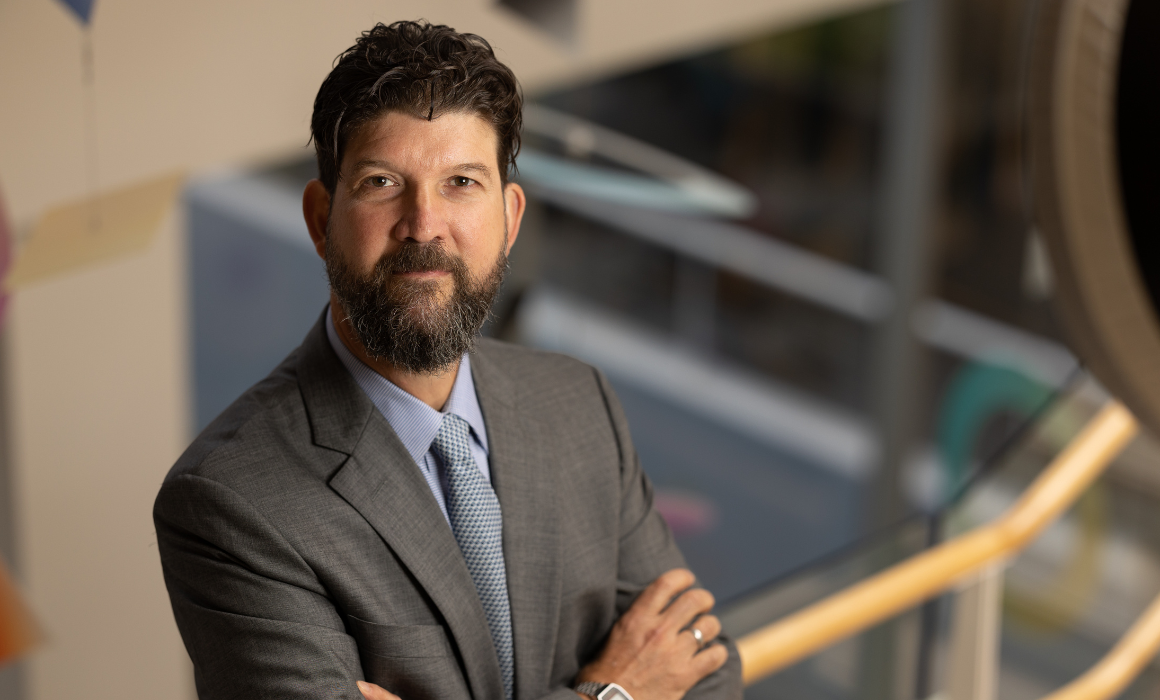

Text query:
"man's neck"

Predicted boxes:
[[329, 298, 459, 411]]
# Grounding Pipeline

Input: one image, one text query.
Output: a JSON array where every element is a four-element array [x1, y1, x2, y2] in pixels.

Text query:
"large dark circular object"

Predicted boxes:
[[1031, 0, 1160, 430]]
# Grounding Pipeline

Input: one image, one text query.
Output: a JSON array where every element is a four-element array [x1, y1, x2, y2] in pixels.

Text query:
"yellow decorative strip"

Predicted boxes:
[[6, 172, 184, 290]]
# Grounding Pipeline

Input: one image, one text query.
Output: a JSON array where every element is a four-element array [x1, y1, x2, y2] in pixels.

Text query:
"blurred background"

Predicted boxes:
[[2, 0, 1159, 699]]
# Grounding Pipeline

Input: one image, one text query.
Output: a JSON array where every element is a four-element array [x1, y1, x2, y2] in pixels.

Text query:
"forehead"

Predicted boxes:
[[342, 110, 500, 173]]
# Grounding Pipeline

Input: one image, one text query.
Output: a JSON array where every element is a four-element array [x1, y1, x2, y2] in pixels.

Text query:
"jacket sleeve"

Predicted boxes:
[[594, 370, 744, 700], [154, 473, 366, 700]]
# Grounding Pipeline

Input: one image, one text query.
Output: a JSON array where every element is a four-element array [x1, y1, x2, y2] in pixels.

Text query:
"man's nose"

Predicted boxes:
[[393, 186, 444, 243]]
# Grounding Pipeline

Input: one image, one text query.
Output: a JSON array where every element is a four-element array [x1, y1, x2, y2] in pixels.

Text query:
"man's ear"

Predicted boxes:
[[303, 179, 331, 260], [502, 182, 526, 255]]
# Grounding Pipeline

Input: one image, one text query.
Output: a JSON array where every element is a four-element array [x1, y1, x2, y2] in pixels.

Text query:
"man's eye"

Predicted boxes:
[[451, 176, 476, 187], [367, 176, 393, 188]]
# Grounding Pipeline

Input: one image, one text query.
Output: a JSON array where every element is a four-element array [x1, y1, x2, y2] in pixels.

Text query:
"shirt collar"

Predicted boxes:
[[325, 307, 489, 465]]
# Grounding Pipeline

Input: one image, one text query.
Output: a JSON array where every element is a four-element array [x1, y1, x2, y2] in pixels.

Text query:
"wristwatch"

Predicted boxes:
[[574, 682, 634, 700]]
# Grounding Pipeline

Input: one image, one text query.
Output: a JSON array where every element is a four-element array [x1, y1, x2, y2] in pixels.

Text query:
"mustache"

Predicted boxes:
[[379, 242, 467, 276]]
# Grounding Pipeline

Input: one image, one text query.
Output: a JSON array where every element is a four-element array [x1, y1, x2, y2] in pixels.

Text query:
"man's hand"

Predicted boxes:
[[575, 568, 728, 700], [357, 680, 400, 700], [355, 570, 725, 700]]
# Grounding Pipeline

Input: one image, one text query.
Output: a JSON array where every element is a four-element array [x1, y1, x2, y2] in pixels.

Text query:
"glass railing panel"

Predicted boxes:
[[725, 519, 931, 700], [973, 382, 1160, 700], [720, 374, 1109, 699]]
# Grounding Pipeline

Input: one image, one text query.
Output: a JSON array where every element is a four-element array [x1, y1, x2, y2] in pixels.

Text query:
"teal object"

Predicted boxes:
[[937, 362, 1053, 500]]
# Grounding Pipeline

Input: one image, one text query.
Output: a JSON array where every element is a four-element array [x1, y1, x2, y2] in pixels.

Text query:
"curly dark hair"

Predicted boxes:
[[310, 20, 523, 193]]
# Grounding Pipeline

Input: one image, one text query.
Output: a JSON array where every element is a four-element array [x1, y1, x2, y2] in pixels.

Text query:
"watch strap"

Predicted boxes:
[[574, 682, 634, 700], [574, 682, 604, 696]]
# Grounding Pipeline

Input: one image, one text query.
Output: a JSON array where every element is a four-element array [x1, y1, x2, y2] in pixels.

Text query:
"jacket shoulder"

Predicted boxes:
[[474, 337, 603, 389], [162, 346, 324, 489]]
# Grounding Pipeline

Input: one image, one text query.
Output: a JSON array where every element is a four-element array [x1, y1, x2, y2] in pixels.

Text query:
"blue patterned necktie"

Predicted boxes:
[[431, 413, 514, 700]]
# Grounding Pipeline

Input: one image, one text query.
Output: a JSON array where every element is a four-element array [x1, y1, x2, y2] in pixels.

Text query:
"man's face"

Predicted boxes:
[[309, 110, 523, 373]]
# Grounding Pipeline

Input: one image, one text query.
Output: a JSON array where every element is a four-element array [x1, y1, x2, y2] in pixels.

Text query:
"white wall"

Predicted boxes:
[[5, 208, 190, 699]]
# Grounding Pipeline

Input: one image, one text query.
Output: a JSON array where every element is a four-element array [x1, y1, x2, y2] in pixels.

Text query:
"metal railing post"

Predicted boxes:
[[946, 563, 1005, 700]]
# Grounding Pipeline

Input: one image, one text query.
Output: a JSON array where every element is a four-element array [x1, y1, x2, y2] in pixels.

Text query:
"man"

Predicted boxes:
[[155, 20, 742, 700]]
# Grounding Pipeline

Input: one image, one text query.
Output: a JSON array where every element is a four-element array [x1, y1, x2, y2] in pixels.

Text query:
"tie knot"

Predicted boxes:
[[432, 413, 474, 467]]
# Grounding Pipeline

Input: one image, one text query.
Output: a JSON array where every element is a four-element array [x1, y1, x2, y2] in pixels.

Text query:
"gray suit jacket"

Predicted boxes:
[[155, 315, 742, 700]]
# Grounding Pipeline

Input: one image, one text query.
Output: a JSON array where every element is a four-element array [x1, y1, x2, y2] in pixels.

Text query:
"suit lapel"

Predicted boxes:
[[297, 315, 505, 700], [330, 417, 505, 700], [472, 344, 563, 700]]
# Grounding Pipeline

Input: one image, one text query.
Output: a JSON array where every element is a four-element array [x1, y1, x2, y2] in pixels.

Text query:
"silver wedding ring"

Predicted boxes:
[[691, 627, 704, 648]]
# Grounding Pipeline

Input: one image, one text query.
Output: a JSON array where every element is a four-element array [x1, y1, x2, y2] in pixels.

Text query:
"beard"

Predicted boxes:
[[326, 235, 508, 374]]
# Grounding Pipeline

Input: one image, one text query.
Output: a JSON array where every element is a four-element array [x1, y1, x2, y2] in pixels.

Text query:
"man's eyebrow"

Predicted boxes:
[[454, 162, 493, 175], [349, 159, 393, 172], [346, 160, 493, 175]]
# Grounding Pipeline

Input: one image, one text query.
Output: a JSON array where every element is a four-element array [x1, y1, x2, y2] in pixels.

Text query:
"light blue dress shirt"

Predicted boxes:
[[325, 308, 491, 524]]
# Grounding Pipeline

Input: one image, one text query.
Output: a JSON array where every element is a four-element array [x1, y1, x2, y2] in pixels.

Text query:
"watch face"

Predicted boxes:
[[597, 684, 632, 700]]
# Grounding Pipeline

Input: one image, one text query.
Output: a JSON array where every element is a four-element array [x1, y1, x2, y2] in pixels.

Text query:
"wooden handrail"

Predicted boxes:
[[1039, 588, 1160, 700], [737, 400, 1138, 685]]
